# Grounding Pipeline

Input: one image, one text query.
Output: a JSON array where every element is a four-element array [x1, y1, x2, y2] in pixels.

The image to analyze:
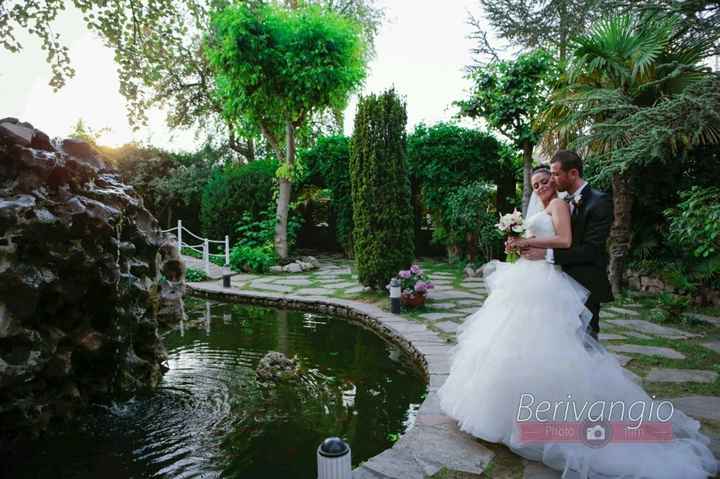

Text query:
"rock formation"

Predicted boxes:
[[156, 238, 187, 325], [256, 351, 301, 382], [0, 118, 168, 446]]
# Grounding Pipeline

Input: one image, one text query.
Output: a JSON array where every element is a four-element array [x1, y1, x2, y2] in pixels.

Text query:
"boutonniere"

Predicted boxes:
[[573, 193, 583, 207]]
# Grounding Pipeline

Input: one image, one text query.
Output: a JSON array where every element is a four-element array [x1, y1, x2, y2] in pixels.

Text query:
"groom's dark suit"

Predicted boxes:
[[553, 184, 613, 339]]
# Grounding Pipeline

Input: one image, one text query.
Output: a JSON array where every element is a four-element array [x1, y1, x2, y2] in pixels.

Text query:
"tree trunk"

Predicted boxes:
[[608, 172, 633, 297], [274, 122, 295, 260], [521, 141, 534, 216], [466, 232, 478, 263]]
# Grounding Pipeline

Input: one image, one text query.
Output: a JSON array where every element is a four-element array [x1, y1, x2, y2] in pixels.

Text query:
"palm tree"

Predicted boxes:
[[541, 14, 718, 295]]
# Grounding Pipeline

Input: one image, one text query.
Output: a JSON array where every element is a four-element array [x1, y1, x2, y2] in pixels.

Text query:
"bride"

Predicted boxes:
[[437, 166, 718, 479]]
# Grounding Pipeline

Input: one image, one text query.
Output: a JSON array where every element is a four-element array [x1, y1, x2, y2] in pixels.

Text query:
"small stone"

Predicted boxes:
[[344, 286, 364, 294], [669, 396, 720, 422], [426, 302, 457, 310], [269, 266, 283, 273], [645, 368, 718, 384], [599, 333, 626, 341], [700, 341, 720, 354], [605, 306, 641, 317], [523, 461, 562, 479], [434, 321, 460, 334], [606, 319, 699, 339], [418, 312, 464, 321], [686, 313, 720, 327], [274, 278, 313, 286], [283, 263, 303, 273], [430, 290, 484, 301], [248, 282, 293, 293], [622, 331, 653, 339], [622, 368, 642, 384], [607, 344, 685, 359], [31, 130, 54, 151], [0, 122, 33, 146], [612, 354, 633, 366], [294, 288, 333, 295]]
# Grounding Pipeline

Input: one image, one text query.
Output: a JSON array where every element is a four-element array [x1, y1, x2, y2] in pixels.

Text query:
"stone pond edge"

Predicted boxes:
[[187, 282, 496, 478]]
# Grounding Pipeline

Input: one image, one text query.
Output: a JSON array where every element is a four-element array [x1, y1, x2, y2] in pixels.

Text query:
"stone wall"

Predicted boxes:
[[0, 119, 168, 446]]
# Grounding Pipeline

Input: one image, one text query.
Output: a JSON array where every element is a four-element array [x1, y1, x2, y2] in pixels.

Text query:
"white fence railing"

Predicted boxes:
[[161, 220, 229, 275]]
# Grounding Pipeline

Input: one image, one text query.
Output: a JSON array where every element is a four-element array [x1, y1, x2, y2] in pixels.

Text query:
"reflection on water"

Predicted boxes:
[[3, 299, 426, 479]]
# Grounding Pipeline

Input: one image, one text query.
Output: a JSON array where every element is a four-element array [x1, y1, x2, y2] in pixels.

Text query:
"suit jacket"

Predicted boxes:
[[553, 184, 613, 304]]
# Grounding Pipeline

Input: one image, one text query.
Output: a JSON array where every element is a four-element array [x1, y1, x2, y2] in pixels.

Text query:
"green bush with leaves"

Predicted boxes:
[[235, 205, 304, 251], [436, 182, 503, 263], [229, 244, 277, 274], [185, 268, 209, 282], [666, 186, 720, 259], [200, 159, 279, 241], [229, 204, 303, 273], [299, 136, 354, 255], [350, 89, 415, 289]]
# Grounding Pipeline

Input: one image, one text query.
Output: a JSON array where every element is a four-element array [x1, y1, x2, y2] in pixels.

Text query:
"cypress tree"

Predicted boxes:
[[350, 89, 415, 289]]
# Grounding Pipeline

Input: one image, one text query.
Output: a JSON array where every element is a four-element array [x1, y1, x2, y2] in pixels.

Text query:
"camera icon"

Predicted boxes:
[[586, 424, 606, 442]]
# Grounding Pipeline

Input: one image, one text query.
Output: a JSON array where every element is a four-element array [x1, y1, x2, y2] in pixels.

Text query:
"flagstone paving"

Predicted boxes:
[[701, 341, 720, 354], [607, 344, 686, 359], [605, 319, 700, 339], [645, 368, 719, 383], [187, 254, 720, 477]]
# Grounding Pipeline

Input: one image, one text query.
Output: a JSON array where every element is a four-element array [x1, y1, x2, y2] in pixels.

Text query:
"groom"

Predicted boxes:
[[522, 150, 613, 340]]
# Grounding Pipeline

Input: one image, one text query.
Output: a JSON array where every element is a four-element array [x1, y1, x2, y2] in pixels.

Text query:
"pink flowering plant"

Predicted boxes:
[[397, 264, 434, 298]]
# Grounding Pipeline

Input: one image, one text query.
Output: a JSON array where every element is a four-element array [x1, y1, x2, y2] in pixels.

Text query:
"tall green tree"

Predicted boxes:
[[469, 0, 607, 63], [542, 14, 719, 294], [350, 89, 415, 289], [206, 3, 367, 259], [458, 50, 558, 214]]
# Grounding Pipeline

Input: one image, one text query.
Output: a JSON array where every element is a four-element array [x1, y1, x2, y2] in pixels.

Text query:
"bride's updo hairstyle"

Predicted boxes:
[[532, 165, 551, 176]]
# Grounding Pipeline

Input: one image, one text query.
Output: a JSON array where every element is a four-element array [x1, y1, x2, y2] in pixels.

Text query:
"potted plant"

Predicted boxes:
[[396, 265, 434, 308]]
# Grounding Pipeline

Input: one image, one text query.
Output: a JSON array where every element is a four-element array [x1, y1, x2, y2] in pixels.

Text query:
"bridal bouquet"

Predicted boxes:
[[496, 209, 526, 263]]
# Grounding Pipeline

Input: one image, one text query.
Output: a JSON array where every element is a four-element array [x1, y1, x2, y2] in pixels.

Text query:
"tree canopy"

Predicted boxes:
[[205, 2, 367, 258], [458, 49, 558, 213]]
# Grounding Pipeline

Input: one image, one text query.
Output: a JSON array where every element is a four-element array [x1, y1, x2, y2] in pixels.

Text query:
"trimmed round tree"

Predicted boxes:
[[350, 89, 415, 289], [206, 4, 367, 260]]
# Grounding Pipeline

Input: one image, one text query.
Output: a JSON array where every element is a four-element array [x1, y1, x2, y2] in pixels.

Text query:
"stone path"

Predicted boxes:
[[186, 255, 720, 478], [181, 254, 231, 280]]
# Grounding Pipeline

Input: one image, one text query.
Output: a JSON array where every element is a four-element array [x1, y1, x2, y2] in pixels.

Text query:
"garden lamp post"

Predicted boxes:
[[389, 277, 401, 314], [317, 437, 351, 479]]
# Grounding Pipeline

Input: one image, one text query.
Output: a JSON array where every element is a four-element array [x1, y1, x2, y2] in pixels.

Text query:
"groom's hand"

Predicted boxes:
[[521, 247, 546, 261]]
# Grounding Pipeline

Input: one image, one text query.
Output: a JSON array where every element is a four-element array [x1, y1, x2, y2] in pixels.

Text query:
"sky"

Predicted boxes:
[[0, 0, 494, 152]]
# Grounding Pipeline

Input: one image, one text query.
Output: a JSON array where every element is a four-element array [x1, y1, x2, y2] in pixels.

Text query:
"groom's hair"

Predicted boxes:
[[551, 150, 583, 176]]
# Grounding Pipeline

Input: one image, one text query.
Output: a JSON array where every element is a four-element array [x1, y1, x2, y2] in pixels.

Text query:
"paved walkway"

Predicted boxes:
[[181, 254, 231, 280], [187, 254, 720, 478]]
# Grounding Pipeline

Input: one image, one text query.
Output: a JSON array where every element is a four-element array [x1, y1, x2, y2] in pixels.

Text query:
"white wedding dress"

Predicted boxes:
[[438, 211, 718, 479]]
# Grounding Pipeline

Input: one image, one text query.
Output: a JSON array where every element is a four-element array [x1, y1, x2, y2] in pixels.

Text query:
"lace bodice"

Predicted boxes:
[[525, 211, 556, 239]]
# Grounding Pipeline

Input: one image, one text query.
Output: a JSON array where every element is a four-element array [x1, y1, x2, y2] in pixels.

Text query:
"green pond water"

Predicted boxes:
[[4, 298, 426, 478]]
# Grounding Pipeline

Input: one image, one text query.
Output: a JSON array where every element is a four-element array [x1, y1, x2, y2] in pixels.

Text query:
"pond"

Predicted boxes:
[[4, 298, 426, 479]]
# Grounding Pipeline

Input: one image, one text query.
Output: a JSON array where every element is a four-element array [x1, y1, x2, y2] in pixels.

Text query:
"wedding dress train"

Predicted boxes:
[[437, 211, 718, 479]]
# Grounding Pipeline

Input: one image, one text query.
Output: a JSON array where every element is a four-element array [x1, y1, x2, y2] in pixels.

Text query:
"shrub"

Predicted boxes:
[[350, 89, 415, 289], [185, 268, 209, 282], [299, 136, 354, 255], [229, 244, 277, 273], [235, 204, 304, 251], [200, 159, 279, 242]]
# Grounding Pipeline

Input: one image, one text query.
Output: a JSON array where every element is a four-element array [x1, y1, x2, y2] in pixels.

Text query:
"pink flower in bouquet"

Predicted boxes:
[[399, 270, 411, 279]]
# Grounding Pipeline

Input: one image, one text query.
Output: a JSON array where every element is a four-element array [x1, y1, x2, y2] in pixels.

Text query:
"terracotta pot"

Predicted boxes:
[[401, 293, 426, 308]]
